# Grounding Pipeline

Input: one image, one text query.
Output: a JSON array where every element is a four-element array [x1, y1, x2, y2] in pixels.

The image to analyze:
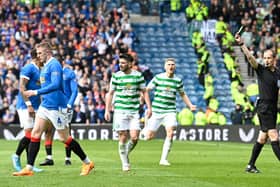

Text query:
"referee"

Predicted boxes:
[[235, 33, 280, 173]]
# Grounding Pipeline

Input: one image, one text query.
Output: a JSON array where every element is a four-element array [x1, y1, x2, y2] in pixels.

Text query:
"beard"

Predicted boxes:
[[120, 66, 129, 72]]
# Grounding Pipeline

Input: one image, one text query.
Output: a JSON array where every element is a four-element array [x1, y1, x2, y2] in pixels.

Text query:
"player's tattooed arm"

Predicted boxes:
[[19, 78, 29, 102]]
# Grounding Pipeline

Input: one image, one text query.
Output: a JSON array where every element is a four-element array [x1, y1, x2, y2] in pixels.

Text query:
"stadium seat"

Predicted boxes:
[[130, 2, 141, 14], [133, 18, 208, 115]]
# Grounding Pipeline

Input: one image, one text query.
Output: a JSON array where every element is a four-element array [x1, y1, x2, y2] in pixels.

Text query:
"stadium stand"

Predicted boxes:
[[133, 12, 206, 114], [0, 0, 278, 125], [206, 42, 235, 123]]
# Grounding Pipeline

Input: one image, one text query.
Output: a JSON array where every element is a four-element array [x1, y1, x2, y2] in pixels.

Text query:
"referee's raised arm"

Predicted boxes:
[[235, 33, 258, 69]]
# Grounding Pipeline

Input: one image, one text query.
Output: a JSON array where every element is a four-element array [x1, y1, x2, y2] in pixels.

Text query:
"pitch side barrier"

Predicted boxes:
[[0, 124, 267, 143]]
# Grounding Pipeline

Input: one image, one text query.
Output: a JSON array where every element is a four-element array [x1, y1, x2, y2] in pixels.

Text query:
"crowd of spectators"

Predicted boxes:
[[185, 0, 279, 65], [0, 0, 279, 126], [183, 0, 279, 125], [0, 0, 152, 125], [209, 0, 279, 125]]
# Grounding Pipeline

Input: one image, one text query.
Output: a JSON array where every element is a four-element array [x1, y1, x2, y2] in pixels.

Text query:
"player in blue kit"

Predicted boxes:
[[11, 48, 43, 172], [13, 42, 94, 176], [40, 58, 78, 166]]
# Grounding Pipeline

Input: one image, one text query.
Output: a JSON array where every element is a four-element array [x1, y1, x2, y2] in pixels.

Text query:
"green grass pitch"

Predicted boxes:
[[1, 140, 279, 187]]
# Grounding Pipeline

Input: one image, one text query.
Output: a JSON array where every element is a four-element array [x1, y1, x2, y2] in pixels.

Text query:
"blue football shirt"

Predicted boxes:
[[16, 62, 41, 110]]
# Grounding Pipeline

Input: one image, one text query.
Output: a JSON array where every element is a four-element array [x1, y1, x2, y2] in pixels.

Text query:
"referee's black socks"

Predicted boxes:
[[248, 142, 264, 166], [271, 141, 280, 161]]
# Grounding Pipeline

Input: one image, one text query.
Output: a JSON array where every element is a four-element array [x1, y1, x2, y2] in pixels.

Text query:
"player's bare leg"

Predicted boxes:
[[127, 129, 139, 154]]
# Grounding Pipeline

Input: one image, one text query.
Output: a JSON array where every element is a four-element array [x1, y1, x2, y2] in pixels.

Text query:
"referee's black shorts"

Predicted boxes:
[[256, 99, 277, 132]]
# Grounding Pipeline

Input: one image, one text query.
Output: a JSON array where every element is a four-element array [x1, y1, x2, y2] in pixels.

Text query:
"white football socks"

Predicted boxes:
[[83, 157, 91, 164], [160, 137, 173, 161], [118, 142, 129, 167]]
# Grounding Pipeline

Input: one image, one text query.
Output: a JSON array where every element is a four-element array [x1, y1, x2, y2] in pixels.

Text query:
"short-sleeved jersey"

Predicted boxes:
[[37, 57, 67, 110], [110, 70, 145, 113], [147, 73, 184, 113], [63, 67, 78, 108], [256, 65, 280, 101], [16, 62, 41, 110]]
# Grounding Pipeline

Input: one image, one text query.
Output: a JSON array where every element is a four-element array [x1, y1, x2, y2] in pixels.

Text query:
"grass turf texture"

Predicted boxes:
[[1, 140, 279, 187]]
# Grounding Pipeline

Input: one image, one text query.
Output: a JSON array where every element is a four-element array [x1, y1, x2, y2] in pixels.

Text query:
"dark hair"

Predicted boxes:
[[264, 49, 276, 58], [30, 48, 37, 59], [119, 44, 128, 54], [54, 54, 64, 62], [119, 53, 133, 63]]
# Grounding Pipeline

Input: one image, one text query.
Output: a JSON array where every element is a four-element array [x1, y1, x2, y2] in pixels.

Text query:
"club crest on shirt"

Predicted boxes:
[[40, 76, 45, 84], [123, 84, 134, 95], [126, 83, 131, 89]]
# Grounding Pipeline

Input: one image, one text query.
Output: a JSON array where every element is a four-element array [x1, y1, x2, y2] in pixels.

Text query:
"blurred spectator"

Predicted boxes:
[[272, 1, 280, 26], [208, 97, 219, 112], [207, 110, 219, 125], [260, 31, 274, 50], [209, 0, 222, 19], [72, 104, 86, 124], [177, 108, 194, 125], [15, 26, 29, 43], [218, 112, 227, 125], [243, 104, 254, 125], [78, 74, 91, 96], [95, 100, 105, 125], [85, 99, 97, 125], [2, 108, 15, 125], [246, 80, 259, 105], [197, 59, 207, 86], [122, 32, 133, 49], [255, 50, 264, 65], [241, 12, 252, 28], [203, 73, 214, 105], [140, 0, 150, 15], [215, 16, 227, 46], [231, 104, 243, 125], [194, 108, 207, 126], [241, 26, 253, 48]]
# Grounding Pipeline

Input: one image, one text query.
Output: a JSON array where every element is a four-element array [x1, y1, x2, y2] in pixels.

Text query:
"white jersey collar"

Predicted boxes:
[[44, 57, 55, 66]]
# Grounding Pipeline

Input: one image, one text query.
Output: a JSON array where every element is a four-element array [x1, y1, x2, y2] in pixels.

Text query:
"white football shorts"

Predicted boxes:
[[17, 109, 35, 129], [36, 106, 68, 130], [146, 112, 177, 132], [113, 111, 141, 131]]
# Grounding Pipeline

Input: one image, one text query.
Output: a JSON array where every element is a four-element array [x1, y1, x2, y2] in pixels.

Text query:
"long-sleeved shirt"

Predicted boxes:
[[37, 57, 67, 110]]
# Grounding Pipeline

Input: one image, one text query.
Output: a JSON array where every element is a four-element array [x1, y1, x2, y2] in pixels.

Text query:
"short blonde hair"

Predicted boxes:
[[165, 58, 176, 63], [37, 41, 52, 53]]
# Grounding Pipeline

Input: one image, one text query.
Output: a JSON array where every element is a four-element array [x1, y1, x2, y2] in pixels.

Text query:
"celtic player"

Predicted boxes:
[[105, 53, 152, 171], [143, 58, 196, 166]]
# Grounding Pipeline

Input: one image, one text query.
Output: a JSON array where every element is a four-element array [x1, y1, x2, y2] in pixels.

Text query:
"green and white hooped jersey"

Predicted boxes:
[[110, 70, 145, 113], [148, 73, 184, 113]]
